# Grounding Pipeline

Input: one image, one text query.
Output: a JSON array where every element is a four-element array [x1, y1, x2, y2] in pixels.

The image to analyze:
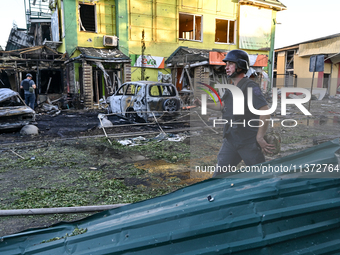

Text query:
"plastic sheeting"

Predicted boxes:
[[1, 140, 340, 254]]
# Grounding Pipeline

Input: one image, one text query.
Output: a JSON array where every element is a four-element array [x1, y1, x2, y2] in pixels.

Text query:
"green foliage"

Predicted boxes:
[[41, 227, 87, 243], [0, 137, 192, 212]]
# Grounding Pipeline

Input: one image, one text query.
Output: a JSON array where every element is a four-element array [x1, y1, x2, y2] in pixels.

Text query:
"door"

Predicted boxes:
[[109, 84, 127, 114]]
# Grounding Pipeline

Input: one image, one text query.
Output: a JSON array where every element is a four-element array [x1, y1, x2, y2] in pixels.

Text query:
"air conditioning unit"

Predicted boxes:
[[103, 35, 118, 47]]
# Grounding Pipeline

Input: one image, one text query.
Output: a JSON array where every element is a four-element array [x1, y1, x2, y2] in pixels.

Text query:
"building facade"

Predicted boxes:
[[274, 33, 340, 97], [1, 0, 286, 108], [127, 0, 286, 92]]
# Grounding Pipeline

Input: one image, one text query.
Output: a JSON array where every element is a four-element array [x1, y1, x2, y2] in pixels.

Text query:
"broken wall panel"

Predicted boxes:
[[0, 46, 66, 107]]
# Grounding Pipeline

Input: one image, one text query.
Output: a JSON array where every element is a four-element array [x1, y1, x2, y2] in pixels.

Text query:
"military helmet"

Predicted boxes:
[[26, 73, 33, 78], [223, 50, 250, 72]]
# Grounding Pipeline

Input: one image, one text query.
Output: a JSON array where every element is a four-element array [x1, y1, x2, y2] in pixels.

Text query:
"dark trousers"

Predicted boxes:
[[25, 93, 35, 110], [214, 138, 265, 177]]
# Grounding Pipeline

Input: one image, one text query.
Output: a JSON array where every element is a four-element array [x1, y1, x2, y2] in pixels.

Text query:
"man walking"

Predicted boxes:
[[196, 50, 274, 177], [20, 73, 36, 110]]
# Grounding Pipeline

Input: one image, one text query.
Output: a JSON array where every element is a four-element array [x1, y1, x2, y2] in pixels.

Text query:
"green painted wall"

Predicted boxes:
[[63, 0, 78, 55], [56, 0, 120, 57], [116, 0, 129, 56], [76, 1, 117, 49], [127, 0, 274, 82]]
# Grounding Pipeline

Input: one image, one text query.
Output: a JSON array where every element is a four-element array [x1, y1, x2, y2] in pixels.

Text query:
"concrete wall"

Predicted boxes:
[[294, 55, 338, 95]]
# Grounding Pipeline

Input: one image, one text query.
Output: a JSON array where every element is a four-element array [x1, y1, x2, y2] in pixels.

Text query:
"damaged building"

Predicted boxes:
[[64, 47, 131, 108], [165, 47, 270, 103], [1, 0, 131, 109], [1, 0, 286, 109], [0, 0, 66, 108], [0, 46, 66, 106], [274, 33, 340, 97], [50, 0, 132, 109]]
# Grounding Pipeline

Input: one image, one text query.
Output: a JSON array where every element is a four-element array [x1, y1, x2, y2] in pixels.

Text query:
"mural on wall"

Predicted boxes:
[[239, 5, 272, 51]]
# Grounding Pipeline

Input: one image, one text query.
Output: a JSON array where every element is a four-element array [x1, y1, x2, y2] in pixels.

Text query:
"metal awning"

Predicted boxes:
[[167, 47, 268, 67], [165, 47, 211, 66], [77, 47, 131, 63]]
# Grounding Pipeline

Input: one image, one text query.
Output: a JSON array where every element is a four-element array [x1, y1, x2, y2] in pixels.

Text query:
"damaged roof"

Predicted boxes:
[[78, 47, 131, 62], [1, 140, 340, 254], [165, 46, 213, 65], [0, 46, 65, 71], [239, 0, 287, 11], [166, 46, 268, 67], [5, 28, 34, 51]]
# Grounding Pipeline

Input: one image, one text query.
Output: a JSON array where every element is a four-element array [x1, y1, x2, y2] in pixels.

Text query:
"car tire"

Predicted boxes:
[[163, 98, 179, 112], [126, 108, 138, 123]]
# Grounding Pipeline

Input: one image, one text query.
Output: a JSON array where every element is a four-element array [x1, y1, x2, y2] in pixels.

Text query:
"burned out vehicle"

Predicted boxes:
[[0, 88, 35, 131], [108, 81, 181, 122]]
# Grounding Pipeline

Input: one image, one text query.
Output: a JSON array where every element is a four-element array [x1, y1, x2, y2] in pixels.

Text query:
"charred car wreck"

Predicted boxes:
[[108, 81, 182, 122], [0, 88, 35, 131]]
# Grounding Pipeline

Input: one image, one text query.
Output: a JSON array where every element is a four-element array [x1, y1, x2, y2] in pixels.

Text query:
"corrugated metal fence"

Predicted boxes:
[[1, 140, 340, 254]]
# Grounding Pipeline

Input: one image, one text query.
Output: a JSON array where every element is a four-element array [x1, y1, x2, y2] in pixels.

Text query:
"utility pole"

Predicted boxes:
[[141, 29, 146, 80]]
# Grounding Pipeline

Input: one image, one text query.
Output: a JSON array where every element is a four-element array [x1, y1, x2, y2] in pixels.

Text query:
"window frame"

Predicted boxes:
[[148, 85, 177, 97], [125, 84, 137, 96], [214, 18, 236, 45], [78, 3, 97, 33], [116, 85, 127, 95], [178, 13, 203, 42]]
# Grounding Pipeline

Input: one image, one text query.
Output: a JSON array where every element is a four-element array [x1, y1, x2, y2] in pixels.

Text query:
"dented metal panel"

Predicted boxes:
[[0, 88, 35, 130], [1, 140, 340, 254]]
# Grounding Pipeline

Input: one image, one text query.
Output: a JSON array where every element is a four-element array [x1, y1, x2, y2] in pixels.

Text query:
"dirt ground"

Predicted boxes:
[[1, 97, 340, 237]]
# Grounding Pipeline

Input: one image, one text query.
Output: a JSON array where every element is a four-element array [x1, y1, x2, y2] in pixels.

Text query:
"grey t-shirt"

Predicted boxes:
[[222, 77, 268, 147]]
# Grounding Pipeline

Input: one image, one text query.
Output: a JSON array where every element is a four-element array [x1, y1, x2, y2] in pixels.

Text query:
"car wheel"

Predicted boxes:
[[163, 99, 178, 112], [126, 108, 138, 123]]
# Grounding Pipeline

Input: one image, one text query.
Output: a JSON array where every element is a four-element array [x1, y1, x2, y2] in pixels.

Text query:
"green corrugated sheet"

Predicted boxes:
[[1, 140, 340, 254]]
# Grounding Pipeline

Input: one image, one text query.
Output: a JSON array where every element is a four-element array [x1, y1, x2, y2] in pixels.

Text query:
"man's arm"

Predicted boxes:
[[31, 80, 37, 89], [256, 105, 275, 154]]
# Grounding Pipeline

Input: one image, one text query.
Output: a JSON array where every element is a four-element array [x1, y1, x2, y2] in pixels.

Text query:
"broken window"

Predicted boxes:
[[125, 84, 137, 95], [179, 13, 202, 41], [0, 95, 23, 107], [79, 4, 96, 32], [116, 85, 127, 95], [215, 19, 235, 44], [149, 85, 176, 97], [42, 24, 51, 42]]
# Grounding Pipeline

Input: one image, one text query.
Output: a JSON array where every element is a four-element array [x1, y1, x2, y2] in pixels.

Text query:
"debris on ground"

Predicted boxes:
[[97, 113, 114, 128], [20, 125, 39, 136], [36, 103, 61, 117], [117, 133, 187, 146]]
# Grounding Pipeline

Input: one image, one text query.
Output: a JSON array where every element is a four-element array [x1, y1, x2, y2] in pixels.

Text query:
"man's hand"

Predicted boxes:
[[257, 136, 275, 155], [32, 84, 37, 89]]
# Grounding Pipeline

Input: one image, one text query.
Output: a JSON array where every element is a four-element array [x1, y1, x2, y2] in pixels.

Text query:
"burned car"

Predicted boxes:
[[0, 88, 36, 131], [108, 81, 181, 122]]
